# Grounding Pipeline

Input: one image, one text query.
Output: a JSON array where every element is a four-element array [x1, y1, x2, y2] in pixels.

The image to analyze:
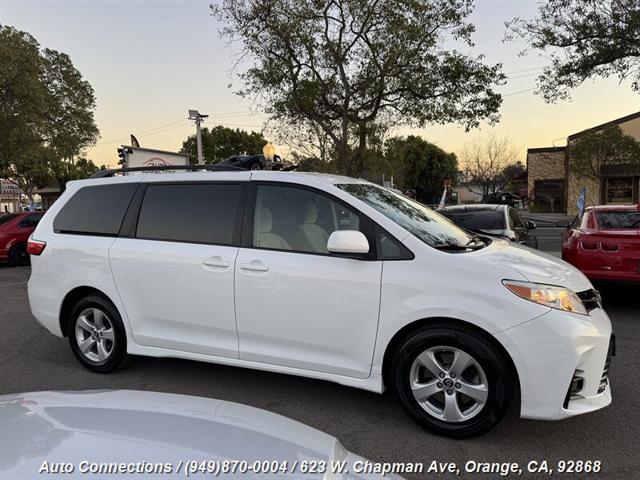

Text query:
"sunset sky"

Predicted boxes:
[[2, 0, 640, 168]]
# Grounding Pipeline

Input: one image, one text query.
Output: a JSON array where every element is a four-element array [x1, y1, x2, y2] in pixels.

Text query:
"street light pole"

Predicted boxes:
[[188, 109, 209, 165]]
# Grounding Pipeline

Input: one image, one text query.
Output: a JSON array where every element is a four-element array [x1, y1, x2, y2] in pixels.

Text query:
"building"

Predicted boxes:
[[0, 179, 22, 213], [527, 111, 640, 215]]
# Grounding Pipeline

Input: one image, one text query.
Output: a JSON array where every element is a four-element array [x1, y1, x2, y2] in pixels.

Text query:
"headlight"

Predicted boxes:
[[502, 280, 588, 315]]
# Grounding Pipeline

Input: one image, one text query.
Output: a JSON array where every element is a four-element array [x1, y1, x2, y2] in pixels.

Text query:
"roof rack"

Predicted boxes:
[[90, 164, 247, 178]]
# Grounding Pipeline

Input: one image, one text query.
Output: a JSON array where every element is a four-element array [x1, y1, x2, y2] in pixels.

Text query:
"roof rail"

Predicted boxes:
[[89, 164, 246, 178]]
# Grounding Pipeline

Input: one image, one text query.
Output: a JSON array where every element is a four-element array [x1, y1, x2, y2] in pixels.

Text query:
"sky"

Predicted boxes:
[[2, 0, 640, 168]]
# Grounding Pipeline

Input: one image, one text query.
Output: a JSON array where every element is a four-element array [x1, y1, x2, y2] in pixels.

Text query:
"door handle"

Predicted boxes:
[[239, 261, 270, 272], [202, 256, 230, 268]]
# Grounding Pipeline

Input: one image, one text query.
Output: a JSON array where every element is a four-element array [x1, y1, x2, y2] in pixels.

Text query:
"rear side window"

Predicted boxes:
[[0, 214, 18, 225], [136, 183, 242, 245], [54, 184, 137, 235]]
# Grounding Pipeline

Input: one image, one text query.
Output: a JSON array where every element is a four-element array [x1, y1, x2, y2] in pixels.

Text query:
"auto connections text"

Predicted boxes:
[[37, 458, 603, 477]]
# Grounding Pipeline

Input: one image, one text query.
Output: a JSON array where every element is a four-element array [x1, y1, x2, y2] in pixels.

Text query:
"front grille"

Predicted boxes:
[[576, 289, 602, 312], [598, 335, 615, 394]]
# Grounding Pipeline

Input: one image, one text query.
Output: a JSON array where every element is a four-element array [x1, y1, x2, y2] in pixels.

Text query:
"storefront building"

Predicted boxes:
[[527, 111, 640, 216]]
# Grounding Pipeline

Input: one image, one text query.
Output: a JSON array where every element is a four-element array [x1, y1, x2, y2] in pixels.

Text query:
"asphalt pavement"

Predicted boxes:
[[1, 265, 638, 479]]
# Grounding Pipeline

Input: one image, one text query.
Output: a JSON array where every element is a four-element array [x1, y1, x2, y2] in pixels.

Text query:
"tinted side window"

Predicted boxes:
[[54, 184, 137, 235], [136, 183, 242, 245], [375, 227, 413, 260]]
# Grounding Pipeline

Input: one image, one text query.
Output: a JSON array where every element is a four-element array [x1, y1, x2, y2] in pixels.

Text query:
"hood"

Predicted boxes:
[[477, 239, 593, 292], [0, 390, 396, 479]]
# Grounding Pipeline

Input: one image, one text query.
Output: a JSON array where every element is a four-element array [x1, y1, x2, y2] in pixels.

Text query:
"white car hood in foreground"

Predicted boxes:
[[478, 239, 593, 292], [0, 390, 400, 479]]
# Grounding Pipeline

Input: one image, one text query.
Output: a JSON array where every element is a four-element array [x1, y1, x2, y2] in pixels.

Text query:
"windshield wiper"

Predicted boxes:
[[433, 243, 471, 251]]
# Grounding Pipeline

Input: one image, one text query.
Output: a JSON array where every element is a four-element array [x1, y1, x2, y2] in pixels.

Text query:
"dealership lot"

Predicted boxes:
[[1, 265, 638, 479]]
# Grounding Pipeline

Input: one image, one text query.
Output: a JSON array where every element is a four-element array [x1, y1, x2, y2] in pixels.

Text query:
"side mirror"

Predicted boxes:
[[526, 220, 536, 230], [327, 230, 369, 255]]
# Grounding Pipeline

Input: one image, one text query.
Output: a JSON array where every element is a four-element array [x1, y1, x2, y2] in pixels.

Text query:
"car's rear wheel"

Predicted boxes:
[[391, 325, 513, 438], [8, 243, 29, 266], [68, 295, 127, 373]]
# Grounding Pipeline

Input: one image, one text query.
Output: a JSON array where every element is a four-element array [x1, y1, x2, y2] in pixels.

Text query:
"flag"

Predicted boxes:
[[576, 187, 586, 217], [437, 187, 447, 210], [130, 134, 140, 148]]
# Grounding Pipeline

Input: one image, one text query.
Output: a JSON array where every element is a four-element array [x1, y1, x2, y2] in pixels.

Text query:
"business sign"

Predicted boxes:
[[122, 146, 189, 171]]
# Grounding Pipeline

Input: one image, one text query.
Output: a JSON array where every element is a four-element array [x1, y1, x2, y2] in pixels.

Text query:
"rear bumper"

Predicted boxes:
[[583, 269, 640, 284], [495, 307, 612, 420], [28, 273, 64, 337]]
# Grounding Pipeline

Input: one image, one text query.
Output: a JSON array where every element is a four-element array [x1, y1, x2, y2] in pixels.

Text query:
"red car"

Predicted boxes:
[[0, 212, 43, 266], [562, 204, 640, 283]]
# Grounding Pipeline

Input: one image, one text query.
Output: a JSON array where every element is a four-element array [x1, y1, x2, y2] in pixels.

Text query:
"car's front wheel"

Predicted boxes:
[[391, 325, 513, 438], [68, 295, 127, 373]]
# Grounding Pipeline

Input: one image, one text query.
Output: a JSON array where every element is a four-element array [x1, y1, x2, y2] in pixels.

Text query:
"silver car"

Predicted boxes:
[[440, 204, 538, 248], [0, 390, 404, 479]]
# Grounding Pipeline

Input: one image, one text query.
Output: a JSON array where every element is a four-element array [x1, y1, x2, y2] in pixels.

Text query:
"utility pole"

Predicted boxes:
[[188, 109, 209, 164]]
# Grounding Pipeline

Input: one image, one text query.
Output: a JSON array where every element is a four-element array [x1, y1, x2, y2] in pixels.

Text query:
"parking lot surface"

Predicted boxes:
[[1, 265, 638, 479]]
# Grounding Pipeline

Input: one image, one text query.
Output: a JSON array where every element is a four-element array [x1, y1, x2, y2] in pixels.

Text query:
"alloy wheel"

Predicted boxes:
[[74, 308, 116, 363], [409, 346, 488, 423]]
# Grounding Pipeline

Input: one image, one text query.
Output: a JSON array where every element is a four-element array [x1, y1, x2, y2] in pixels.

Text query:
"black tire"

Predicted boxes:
[[68, 295, 127, 373], [8, 243, 29, 267], [391, 325, 513, 438]]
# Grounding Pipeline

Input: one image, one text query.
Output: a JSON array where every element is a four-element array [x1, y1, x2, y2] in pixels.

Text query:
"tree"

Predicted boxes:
[[569, 125, 640, 180], [384, 136, 458, 202], [507, 1, 640, 101], [0, 26, 99, 193], [181, 125, 267, 163], [460, 136, 521, 199], [215, 0, 504, 176]]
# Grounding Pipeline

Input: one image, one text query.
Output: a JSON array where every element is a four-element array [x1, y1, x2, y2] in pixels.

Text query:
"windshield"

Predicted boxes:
[[441, 210, 506, 231], [337, 184, 476, 249], [597, 211, 640, 229]]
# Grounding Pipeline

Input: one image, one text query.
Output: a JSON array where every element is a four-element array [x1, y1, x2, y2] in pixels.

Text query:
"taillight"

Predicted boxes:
[[581, 240, 598, 250], [27, 239, 46, 256], [601, 243, 619, 252]]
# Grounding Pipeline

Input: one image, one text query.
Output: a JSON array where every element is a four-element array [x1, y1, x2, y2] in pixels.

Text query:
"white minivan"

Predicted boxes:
[[27, 168, 613, 438]]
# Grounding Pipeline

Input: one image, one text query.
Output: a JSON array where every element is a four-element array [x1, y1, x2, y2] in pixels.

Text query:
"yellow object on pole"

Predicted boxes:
[[262, 142, 276, 161]]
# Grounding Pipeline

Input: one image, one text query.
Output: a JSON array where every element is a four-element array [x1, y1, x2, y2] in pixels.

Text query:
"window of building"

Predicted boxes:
[[605, 177, 634, 204]]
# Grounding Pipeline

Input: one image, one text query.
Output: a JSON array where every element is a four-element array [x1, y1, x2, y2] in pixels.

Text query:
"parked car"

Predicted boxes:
[[0, 390, 401, 479], [562, 204, 640, 284], [219, 154, 284, 170], [0, 211, 43, 266], [440, 204, 538, 248], [28, 169, 612, 438], [484, 192, 520, 208]]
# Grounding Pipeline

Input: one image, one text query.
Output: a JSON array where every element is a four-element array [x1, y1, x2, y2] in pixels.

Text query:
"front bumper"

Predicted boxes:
[[495, 306, 612, 420]]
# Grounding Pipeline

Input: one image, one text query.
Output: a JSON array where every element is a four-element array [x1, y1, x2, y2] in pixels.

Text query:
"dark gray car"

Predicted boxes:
[[440, 204, 538, 248]]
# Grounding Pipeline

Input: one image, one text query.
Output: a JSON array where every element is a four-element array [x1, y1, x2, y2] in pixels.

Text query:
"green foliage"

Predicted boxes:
[[569, 125, 640, 180], [0, 25, 99, 197], [507, 1, 640, 101], [181, 126, 267, 164], [216, 0, 504, 175], [384, 136, 458, 201]]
